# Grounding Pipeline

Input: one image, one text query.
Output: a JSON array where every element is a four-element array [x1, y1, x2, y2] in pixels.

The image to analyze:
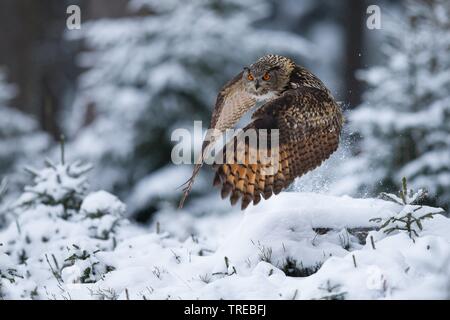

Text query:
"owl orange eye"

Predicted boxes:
[[247, 73, 254, 81], [263, 72, 271, 81]]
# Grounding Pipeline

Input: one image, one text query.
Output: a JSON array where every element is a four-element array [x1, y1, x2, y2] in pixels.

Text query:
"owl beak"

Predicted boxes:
[[254, 80, 260, 90]]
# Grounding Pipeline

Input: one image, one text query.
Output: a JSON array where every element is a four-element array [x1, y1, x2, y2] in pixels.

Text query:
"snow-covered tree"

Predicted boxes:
[[65, 0, 313, 216], [371, 177, 444, 241], [0, 147, 129, 298], [0, 68, 50, 196], [342, 0, 450, 208]]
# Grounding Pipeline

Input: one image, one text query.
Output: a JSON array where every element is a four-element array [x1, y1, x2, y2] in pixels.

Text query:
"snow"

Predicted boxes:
[[81, 191, 126, 217], [115, 195, 449, 300], [126, 165, 208, 214], [2, 165, 450, 299], [246, 193, 399, 229], [1, 110, 449, 300]]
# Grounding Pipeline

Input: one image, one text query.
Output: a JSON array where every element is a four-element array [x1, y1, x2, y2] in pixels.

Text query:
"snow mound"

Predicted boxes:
[[89, 193, 450, 300], [1, 190, 449, 299], [81, 191, 126, 217]]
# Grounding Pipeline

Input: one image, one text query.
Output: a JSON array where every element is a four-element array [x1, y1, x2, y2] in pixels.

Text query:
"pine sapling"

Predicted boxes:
[[371, 177, 444, 241], [61, 244, 115, 284], [317, 280, 347, 300]]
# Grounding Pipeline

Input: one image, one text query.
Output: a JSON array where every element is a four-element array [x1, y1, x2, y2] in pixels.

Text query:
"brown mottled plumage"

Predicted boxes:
[[179, 54, 343, 210]]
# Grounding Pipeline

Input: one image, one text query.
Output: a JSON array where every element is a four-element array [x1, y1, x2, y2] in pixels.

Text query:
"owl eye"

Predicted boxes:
[[247, 73, 254, 81], [262, 72, 271, 81]]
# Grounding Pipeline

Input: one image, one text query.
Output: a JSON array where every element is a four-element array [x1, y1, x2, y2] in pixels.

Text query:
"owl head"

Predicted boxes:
[[242, 54, 294, 99]]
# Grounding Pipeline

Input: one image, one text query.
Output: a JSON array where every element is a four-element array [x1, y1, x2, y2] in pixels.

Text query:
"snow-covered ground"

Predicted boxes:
[[1, 161, 449, 300]]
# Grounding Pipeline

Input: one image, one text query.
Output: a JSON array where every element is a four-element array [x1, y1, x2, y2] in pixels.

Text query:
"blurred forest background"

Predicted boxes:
[[0, 0, 448, 223]]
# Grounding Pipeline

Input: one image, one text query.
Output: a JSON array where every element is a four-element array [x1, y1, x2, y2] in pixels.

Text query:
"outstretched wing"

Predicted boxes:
[[178, 71, 257, 208], [213, 86, 343, 210], [209, 71, 257, 131]]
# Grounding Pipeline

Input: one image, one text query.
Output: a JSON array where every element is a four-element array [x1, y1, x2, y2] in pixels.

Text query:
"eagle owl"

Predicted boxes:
[[179, 54, 343, 210]]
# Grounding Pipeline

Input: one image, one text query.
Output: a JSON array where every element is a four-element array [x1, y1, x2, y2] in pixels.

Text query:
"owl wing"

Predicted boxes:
[[213, 86, 343, 210], [178, 71, 257, 208], [209, 71, 257, 131]]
